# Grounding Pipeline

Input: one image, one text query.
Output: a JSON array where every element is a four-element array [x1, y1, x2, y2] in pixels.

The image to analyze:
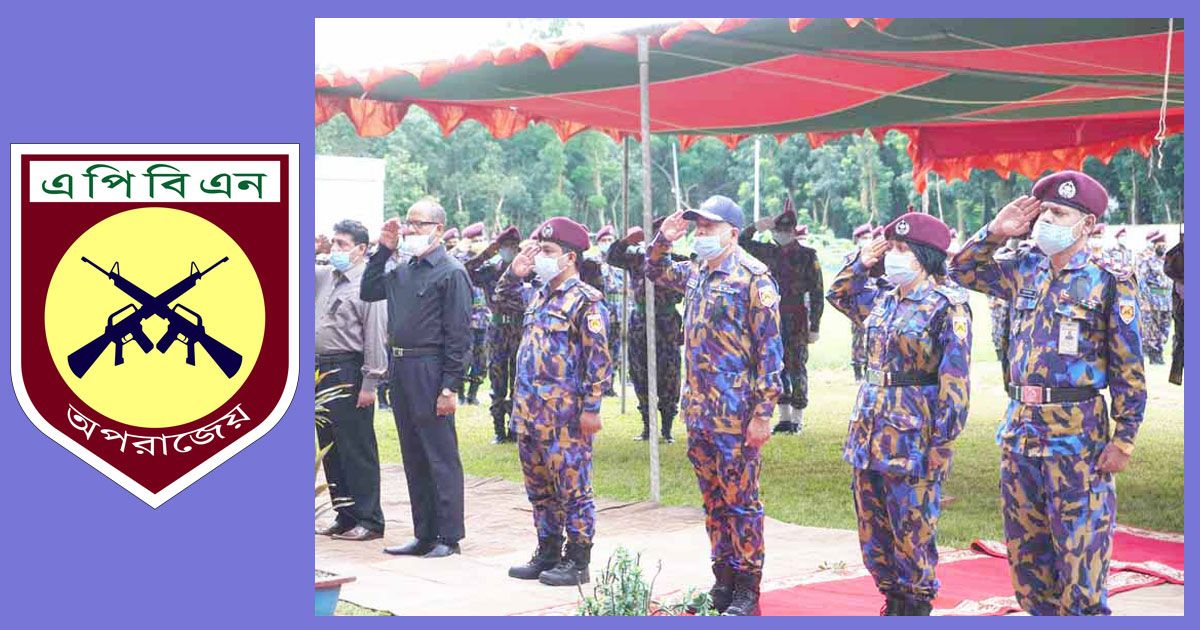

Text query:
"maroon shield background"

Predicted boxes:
[[18, 153, 290, 494]]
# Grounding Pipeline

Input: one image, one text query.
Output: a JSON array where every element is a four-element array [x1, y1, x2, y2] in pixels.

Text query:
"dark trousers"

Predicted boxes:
[[390, 354, 466, 543], [316, 356, 384, 533]]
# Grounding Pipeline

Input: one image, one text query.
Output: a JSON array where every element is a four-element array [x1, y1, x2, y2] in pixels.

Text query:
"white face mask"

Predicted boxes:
[[772, 230, 795, 245], [499, 247, 517, 262], [883, 250, 919, 287], [1032, 216, 1085, 256], [400, 233, 432, 255], [856, 239, 871, 249], [533, 254, 565, 284]]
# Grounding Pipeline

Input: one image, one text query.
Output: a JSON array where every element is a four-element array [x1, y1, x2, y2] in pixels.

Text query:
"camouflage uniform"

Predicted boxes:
[[950, 227, 1146, 616], [826, 258, 972, 608], [739, 226, 823, 427], [646, 233, 783, 575], [1137, 250, 1172, 364], [989, 296, 1011, 362], [495, 270, 612, 549], [455, 249, 490, 403], [465, 254, 523, 440], [845, 251, 869, 380], [601, 260, 625, 394], [607, 240, 684, 439]]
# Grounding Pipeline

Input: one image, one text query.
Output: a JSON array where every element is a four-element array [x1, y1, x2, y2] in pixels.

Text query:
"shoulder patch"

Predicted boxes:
[[759, 283, 779, 308], [934, 283, 968, 305], [952, 315, 969, 342], [586, 310, 605, 334]]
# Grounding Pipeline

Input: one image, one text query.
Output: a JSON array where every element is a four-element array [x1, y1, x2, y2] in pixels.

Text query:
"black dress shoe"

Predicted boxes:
[[663, 434, 675, 444], [316, 522, 353, 536], [423, 542, 461, 558], [383, 538, 436, 556], [331, 525, 382, 541], [491, 434, 506, 445]]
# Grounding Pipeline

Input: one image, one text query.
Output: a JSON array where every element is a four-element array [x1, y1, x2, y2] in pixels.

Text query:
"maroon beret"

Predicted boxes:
[[625, 226, 645, 244], [774, 208, 797, 230], [852, 223, 873, 239], [872, 226, 885, 239], [884, 212, 952, 254], [595, 224, 615, 241], [1091, 222, 1106, 237], [1115, 226, 1128, 238], [535, 217, 590, 253], [462, 222, 485, 239], [495, 225, 521, 244], [794, 224, 809, 237], [1147, 230, 1166, 244], [1032, 170, 1108, 217], [442, 227, 460, 241]]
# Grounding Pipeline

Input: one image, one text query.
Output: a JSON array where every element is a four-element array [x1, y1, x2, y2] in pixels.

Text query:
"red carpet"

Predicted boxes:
[[760, 526, 1183, 616]]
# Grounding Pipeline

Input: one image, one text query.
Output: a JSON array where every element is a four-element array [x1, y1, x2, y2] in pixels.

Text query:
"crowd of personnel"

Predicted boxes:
[[314, 169, 1183, 616]]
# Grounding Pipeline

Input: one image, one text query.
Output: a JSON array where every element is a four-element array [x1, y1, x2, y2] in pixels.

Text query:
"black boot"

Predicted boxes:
[[661, 412, 675, 444], [539, 542, 591, 586], [853, 364, 863, 382], [491, 415, 508, 445], [633, 412, 650, 441], [708, 562, 735, 614], [467, 381, 481, 405], [508, 536, 562, 580], [722, 571, 761, 616], [904, 598, 933, 616], [880, 593, 906, 616]]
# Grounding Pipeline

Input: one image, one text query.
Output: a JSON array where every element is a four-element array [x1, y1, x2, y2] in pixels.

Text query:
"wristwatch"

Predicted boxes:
[[441, 388, 453, 397]]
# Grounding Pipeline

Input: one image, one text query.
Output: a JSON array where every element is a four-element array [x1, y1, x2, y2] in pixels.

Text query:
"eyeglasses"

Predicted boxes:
[[403, 220, 441, 230]]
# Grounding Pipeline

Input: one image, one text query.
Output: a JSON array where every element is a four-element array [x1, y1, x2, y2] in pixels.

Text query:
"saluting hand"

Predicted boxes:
[[990, 195, 1042, 239], [379, 218, 401, 250], [510, 243, 540, 278], [315, 234, 332, 255], [858, 237, 890, 268], [659, 210, 689, 242], [755, 217, 775, 231], [580, 411, 602, 436]]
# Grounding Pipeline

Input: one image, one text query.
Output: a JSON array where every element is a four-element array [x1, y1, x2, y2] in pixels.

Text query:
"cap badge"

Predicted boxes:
[[1058, 180, 1077, 200], [541, 225, 553, 238], [895, 220, 910, 236]]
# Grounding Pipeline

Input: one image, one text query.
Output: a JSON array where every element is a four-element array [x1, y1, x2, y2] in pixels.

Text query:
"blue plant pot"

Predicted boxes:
[[315, 575, 356, 616]]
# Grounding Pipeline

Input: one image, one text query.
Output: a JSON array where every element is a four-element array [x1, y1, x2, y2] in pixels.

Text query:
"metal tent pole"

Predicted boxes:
[[620, 136, 630, 414], [637, 34, 660, 503], [753, 136, 761, 222]]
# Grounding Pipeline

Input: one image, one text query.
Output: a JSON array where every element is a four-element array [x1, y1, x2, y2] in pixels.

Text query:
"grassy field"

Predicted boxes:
[[371, 287, 1184, 548]]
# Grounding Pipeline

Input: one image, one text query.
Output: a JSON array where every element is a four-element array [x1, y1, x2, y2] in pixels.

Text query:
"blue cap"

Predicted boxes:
[[682, 195, 745, 230]]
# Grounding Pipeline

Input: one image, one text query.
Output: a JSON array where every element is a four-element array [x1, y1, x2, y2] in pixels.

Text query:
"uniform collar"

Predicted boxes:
[[894, 276, 934, 302], [543, 273, 581, 296], [1036, 246, 1090, 272], [703, 246, 741, 278]]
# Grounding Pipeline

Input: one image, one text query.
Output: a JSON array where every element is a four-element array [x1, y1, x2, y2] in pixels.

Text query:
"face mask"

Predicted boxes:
[[856, 239, 871, 249], [499, 247, 516, 262], [1031, 217, 1084, 256], [1088, 238, 1102, 250], [599, 242, 612, 255], [884, 250, 919, 287], [534, 254, 565, 284], [773, 230, 795, 245], [329, 250, 353, 271], [693, 231, 729, 261], [400, 233, 432, 255]]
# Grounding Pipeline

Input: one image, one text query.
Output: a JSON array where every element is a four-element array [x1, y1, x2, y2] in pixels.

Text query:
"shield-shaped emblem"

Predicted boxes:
[[10, 144, 298, 507]]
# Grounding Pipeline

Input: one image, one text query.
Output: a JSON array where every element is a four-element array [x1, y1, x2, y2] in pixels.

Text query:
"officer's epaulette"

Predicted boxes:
[[739, 251, 769, 275], [1095, 254, 1135, 281], [933, 282, 968, 305], [575, 280, 604, 302]]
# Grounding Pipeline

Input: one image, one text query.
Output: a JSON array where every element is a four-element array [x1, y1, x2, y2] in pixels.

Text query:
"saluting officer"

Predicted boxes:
[[1137, 230, 1172, 365], [847, 223, 875, 381], [465, 226, 524, 444], [827, 212, 972, 615], [647, 196, 783, 616], [458, 222, 491, 405], [606, 218, 685, 443], [739, 201, 823, 434], [949, 170, 1146, 616], [500, 217, 612, 587]]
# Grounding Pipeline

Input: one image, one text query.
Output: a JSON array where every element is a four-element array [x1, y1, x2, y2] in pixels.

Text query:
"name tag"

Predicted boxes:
[[1059, 319, 1080, 356]]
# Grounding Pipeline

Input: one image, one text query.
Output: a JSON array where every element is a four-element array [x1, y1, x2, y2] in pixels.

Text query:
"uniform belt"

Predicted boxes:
[[492, 313, 522, 325], [315, 351, 363, 365], [865, 369, 938, 387], [1007, 384, 1099, 404], [390, 346, 440, 358]]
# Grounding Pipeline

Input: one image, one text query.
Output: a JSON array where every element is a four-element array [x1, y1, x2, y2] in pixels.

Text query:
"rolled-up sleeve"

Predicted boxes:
[[360, 298, 389, 391]]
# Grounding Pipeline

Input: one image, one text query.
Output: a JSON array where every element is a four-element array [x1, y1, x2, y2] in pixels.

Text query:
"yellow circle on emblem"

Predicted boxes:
[[44, 207, 265, 429]]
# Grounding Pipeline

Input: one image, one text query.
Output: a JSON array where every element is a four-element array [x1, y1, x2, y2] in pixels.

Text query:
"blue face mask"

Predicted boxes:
[[1032, 217, 1085, 256], [693, 234, 727, 261], [883, 250, 919, 287], [329, 250, 353, 271]]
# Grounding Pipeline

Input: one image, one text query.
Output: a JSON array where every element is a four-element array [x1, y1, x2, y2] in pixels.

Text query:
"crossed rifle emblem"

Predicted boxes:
[[67, 256, 242, 379]]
